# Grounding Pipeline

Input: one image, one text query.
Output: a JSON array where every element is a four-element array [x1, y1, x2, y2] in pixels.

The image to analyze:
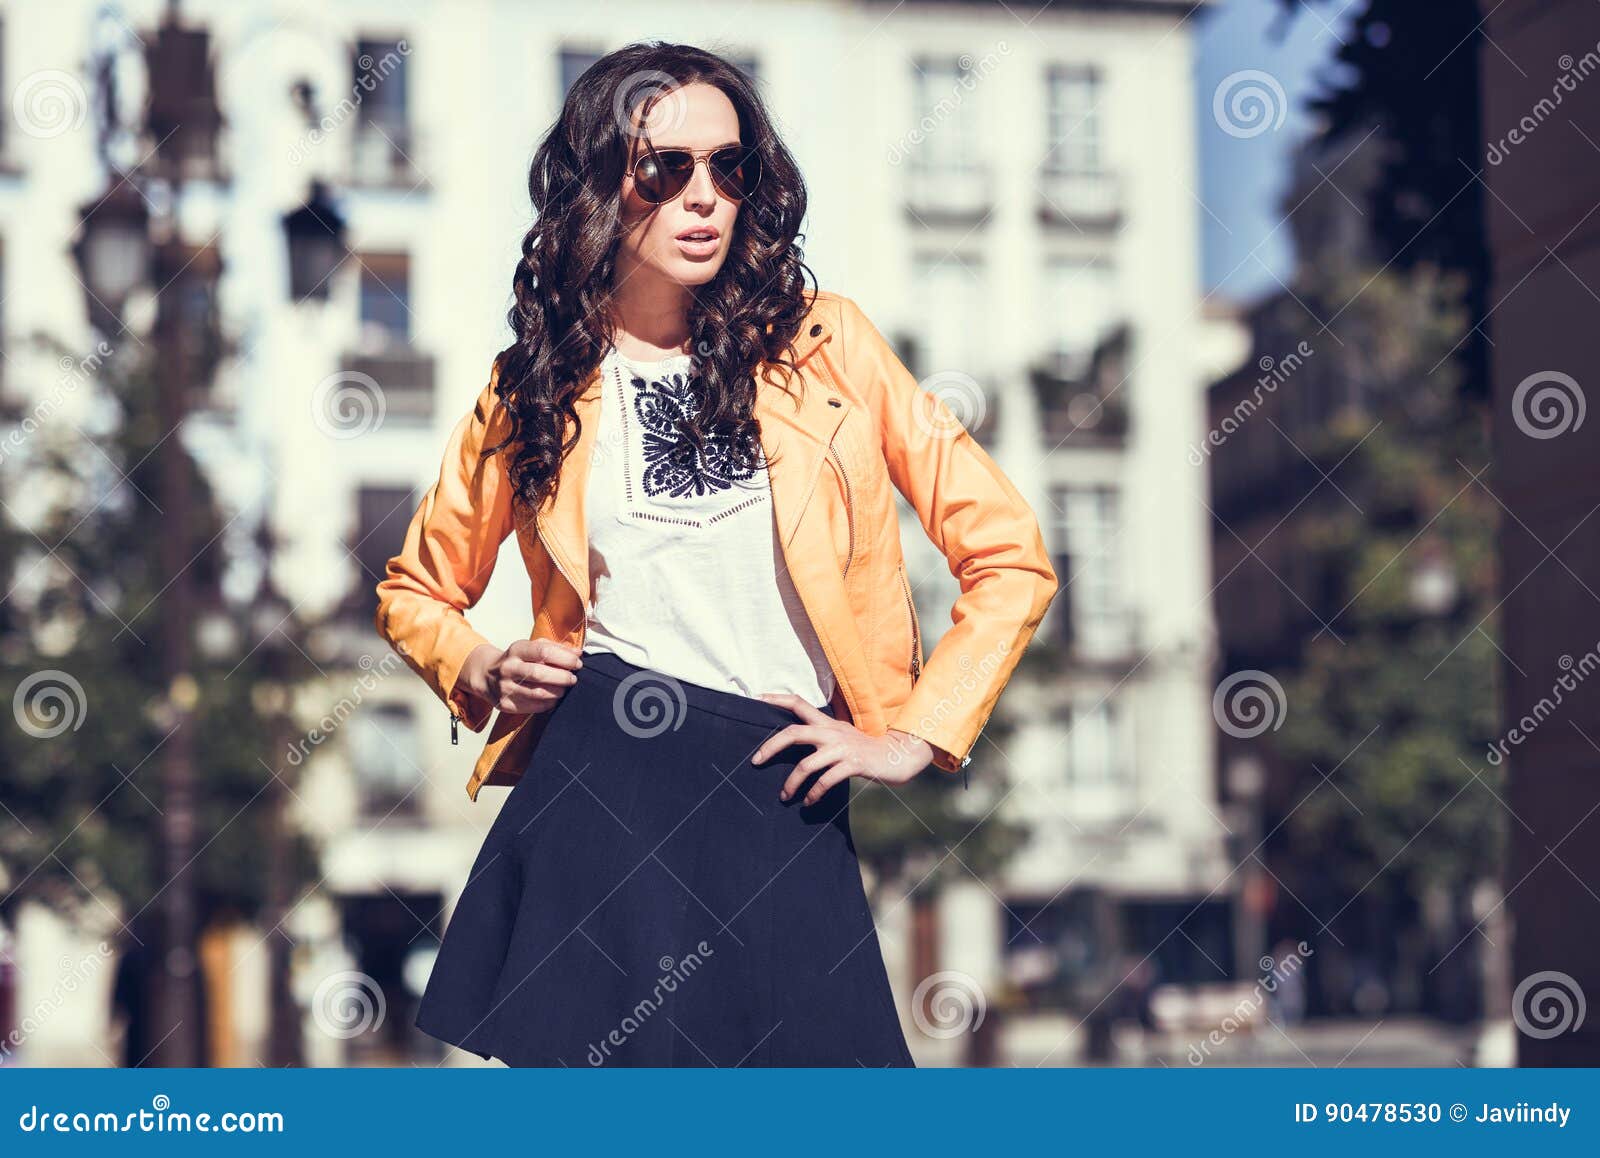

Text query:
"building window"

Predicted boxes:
[[910, 252, 997, 442], [1042, 257, 1117, 379], [348, 703, 424, 817], [559, 48, 603, 100], [1064, 697, 1127, 786], [350, 485, 417, 622], [911, 57, 981, 175], [905, 57, 991, 220], [911, 252, 985, 374], [346, 253, 434, 421], [358, 253, 411, 346], [1046, 66, 1104, 175], [353, 38, 412, 183], [1050, 485, 1128, 656]]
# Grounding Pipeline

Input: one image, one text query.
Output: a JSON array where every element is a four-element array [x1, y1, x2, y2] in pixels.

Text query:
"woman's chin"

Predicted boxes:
[[660, 254, 728, 286]]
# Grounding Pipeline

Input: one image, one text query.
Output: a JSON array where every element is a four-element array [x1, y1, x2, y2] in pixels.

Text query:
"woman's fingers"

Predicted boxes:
[[784, 755, 858, 807], [750, 722, 835, 766], [776, 743, 854, 802], [490, 640, 586, 714]]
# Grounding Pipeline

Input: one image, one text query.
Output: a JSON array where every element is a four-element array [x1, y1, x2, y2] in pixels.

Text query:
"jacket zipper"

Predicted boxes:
[[827, 444, 855, 578], [898, 561, 922, 678]]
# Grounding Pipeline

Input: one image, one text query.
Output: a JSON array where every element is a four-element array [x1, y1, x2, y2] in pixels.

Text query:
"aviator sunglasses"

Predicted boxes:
[[626, 143, 763, 204]]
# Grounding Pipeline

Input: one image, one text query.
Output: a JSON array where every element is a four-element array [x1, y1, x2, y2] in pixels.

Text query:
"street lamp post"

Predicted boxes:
[[76, 13, 207, 1065], [77, 5, 346, 1068]]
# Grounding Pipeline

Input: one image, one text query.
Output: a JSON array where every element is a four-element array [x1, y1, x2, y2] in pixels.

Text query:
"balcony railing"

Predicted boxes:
[[1031, 325, 1132, 445], [351, 123, 423, 188], [1037, 167, 1123, 229], [341, 348, 435, 423], [904, 161, 995, 223]]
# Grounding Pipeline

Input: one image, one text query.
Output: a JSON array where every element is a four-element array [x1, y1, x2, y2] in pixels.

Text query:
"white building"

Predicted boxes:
[[0, 0, 1240, 1066]]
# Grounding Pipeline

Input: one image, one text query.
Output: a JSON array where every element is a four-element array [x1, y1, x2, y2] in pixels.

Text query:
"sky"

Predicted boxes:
[[1194, 0, 1360, 303]]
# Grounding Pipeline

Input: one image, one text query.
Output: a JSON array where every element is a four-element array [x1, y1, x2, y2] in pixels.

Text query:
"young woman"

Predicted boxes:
[[375, 41, 1057, 1067]]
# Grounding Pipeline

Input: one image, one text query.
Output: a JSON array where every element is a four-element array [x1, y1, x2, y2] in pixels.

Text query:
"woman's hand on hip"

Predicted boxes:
[[461, 639, 583, 716], [753, 693, 934, 805]]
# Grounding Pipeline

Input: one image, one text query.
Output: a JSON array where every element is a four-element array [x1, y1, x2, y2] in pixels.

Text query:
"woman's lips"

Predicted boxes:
[[674, 235, 720, 258]]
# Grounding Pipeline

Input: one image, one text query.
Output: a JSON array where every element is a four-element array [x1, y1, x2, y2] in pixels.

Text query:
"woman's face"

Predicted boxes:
[[616, 82, 745, 292]]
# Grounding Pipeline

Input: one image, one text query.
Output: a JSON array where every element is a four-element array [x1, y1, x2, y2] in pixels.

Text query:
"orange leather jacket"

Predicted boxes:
[[375, 290, 1059, 801]]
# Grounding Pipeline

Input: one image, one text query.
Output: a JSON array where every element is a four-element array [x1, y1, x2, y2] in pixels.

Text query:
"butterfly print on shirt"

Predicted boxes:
[[626, 368, 763, 500]]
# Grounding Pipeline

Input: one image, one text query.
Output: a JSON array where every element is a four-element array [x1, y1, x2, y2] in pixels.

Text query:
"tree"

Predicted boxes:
[[0, 338, 319, 1063]]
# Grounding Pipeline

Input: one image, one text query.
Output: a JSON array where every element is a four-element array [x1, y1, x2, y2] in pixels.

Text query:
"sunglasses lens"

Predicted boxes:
[[710, 147, 761, 200], [632, 147, 761, 203], [633, 149, 694, 203]]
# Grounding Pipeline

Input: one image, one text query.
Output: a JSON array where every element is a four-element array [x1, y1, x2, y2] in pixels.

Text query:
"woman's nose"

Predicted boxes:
[[682, 159, 718, 210]]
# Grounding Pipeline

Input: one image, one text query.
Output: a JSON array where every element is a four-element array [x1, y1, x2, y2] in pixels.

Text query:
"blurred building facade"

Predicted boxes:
[[1480, 0, 1600, 1066], [0, 0, 1236, 1065]]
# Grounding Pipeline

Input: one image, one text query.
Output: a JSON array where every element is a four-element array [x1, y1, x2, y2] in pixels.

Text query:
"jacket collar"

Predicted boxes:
[[532, 309, 845, 602]]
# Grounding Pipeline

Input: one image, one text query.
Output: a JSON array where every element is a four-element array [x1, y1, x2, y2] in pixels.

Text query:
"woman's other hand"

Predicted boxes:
[[460, 639, 584, 717], [753, 693, 935, 805]]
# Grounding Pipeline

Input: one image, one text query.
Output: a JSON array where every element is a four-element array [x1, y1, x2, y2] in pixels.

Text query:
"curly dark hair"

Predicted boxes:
[[483, 41, 818, 517]]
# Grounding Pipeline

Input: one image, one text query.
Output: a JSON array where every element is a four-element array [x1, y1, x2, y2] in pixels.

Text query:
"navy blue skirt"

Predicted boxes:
[[415, 649, 915, 1067]]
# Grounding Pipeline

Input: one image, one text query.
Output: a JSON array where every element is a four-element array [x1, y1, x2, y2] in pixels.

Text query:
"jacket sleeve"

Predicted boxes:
[[373, 362, 516, 733], [835, 294, 1059, 773]]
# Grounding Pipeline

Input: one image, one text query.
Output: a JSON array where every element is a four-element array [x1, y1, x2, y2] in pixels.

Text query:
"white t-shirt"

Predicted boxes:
[[580, 344, 837, 706]]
